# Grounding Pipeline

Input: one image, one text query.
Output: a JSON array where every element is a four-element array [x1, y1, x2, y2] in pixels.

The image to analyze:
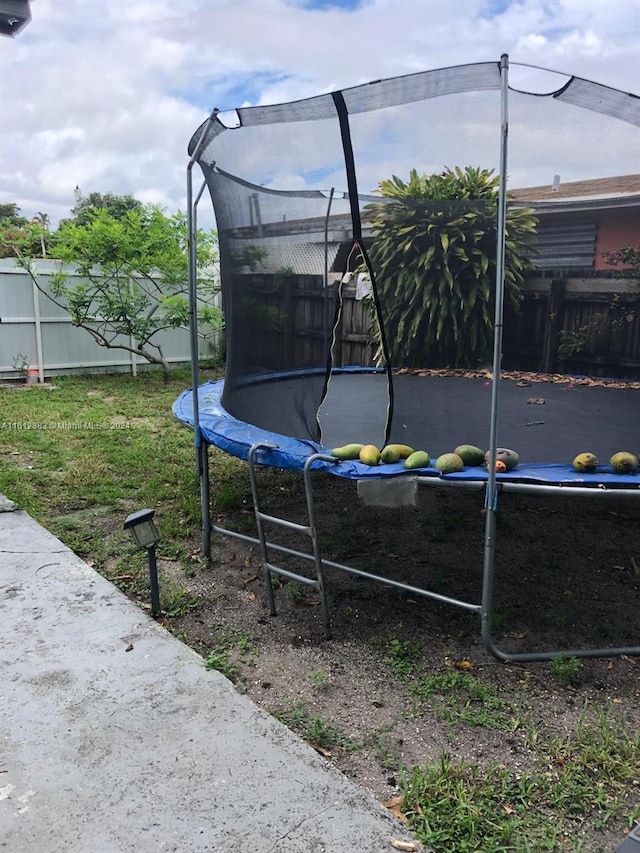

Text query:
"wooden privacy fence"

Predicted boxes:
[[502, 273, 640, 378], [235, 271, 640, 379], [5, 259, 636, 380]]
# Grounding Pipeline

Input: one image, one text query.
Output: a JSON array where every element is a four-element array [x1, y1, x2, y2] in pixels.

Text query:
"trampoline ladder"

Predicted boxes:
[[247, 443, 333, 639]]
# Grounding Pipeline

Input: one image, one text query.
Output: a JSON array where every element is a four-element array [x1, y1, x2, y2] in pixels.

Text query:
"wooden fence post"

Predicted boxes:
[[542, 279, 566, 374]]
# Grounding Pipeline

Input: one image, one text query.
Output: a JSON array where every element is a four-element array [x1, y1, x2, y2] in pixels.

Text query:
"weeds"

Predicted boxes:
[[309, 669, 330, 689], [402, 707, 640, 852], [202, 629, 258, 679], [285, 581, 304, 605], [383, 642, 518, 733], [549, 654, 581, 686], [237, 634, 258, 665], [160, 584, 202, 618], [273, 700, 356, 752], [383, 638, 421, 678], [411, 669, 519, 731], [543, 706, 640, 825], [203, 648, 239, 681]]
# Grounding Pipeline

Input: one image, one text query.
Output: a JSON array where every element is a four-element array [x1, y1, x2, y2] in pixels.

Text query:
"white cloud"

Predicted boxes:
[[0, 0, 638, 228]]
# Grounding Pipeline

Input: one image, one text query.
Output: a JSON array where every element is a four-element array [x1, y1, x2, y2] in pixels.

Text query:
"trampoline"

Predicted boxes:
[[174, 369, 640, 484], [175, 55, 640, 661]]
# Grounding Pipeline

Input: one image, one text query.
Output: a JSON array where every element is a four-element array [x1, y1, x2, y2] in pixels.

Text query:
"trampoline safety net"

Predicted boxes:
[[188, 58, 640, 453]]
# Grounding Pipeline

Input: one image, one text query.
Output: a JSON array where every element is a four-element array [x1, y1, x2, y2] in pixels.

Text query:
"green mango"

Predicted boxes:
[[380, 445, 401, 464], [453, 444, 485, 466], [331, 443, 364, 460], [403, 450, 431, 470], [435, 452, 464, 474]]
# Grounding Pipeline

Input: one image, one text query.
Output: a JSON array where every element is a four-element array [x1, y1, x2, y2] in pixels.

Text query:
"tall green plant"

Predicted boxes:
[[364, 166, 537, 368]]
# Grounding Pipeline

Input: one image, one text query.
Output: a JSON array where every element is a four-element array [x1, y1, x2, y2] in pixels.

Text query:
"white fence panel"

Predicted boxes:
[[0, 259, 219, 379]]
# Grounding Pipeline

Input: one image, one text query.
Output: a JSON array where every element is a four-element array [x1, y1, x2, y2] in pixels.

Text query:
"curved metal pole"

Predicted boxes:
[[187, 108, 219, 560], [323, 187, 335, 354]]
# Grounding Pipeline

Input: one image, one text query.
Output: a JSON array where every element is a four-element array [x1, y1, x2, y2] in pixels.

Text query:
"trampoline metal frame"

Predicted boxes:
[[185, 55, 640, 662], [187, 107, 219, 562], [194, 440, 640, 662]]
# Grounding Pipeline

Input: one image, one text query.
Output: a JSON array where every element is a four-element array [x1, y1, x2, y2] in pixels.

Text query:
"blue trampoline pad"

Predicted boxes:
[[173, 374, 640, 489]]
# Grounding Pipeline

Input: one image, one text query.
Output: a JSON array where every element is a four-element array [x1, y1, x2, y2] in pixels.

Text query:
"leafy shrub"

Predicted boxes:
[[364, 166, 537, 368]]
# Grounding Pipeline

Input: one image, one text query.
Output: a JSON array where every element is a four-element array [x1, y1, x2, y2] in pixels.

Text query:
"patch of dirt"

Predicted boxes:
[[153, 473, 640, 850]]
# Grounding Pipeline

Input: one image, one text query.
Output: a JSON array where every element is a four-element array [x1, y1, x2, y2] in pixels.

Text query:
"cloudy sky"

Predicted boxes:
[[1, 0, 639, 228]]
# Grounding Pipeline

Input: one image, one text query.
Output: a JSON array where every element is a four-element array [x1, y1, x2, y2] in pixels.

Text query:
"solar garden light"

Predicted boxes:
[[123, 508, 161, 617]]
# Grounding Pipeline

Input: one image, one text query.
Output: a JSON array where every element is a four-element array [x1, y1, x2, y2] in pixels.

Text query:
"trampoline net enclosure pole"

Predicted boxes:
[[481, 53, 510, 653], [187, 108, 219, 560]]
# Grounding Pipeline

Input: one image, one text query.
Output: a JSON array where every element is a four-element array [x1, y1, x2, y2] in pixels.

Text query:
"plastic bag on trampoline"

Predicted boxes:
[[354, 273, 372, 301], [357, 476, 418, 507]]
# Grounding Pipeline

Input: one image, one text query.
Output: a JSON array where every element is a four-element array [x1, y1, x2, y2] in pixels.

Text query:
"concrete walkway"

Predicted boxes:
[[0, 506, 423, 852]]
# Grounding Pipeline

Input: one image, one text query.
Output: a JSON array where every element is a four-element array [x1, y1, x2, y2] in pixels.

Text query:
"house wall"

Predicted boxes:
[[594, 210, 640, 270]]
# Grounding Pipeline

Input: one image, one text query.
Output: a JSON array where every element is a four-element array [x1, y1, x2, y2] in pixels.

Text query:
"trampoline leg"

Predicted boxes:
[[264, 571, 278, 617], [199, 442, 212, 561], [303, 455, 331, 640], [481, 501, 499, 659], [247, 447, 278, 617]]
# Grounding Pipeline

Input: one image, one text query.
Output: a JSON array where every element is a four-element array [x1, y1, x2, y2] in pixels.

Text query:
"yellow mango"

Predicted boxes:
[[359, 444, 381, 466], [572, 452, 598, 473], [384, 443, 415, 459], [610, 451, 638, 474]]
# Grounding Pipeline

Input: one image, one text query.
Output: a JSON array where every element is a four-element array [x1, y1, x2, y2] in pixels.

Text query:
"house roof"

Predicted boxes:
[[509, 174, 640, 202]]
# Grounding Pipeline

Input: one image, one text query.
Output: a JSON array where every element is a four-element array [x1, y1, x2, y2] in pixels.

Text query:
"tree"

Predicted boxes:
[[0, 204, 46, 259], [0, 203, 27, 227], [63, 191, 144, 227], [8, 203, 222, 382], [32, 212, 50, 257], [363, 166, 538, 368]]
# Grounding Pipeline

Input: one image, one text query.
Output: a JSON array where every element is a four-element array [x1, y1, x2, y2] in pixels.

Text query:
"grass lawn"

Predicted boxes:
[[1, 368, 639, 853]]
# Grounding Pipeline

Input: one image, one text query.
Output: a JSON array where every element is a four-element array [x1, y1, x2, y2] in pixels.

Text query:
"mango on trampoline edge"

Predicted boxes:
[[380, 445, 401, 464], [610, 451, 638, 474], [403, 450, 431, 470], [331, 443, 364, 460], [383, 443, 415, 459], [434, 452, 464, 474], [483, 448, 520, 471], [572, 452, 598, 473], [359, 444, 381, 466], [453, 444, 485, 466]]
